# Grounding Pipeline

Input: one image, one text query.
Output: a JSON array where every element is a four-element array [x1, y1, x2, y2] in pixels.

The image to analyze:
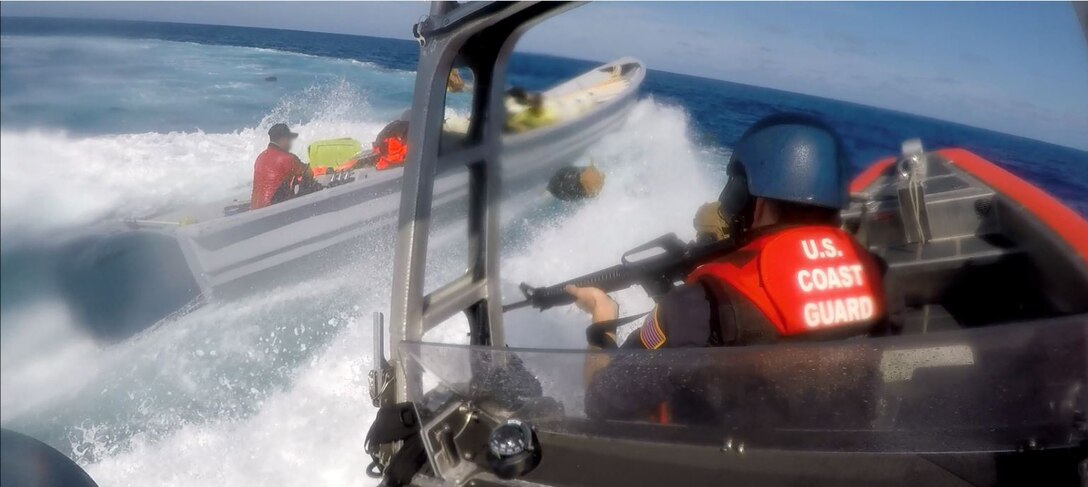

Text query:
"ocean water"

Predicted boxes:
[[0, 17, 1085, 487]]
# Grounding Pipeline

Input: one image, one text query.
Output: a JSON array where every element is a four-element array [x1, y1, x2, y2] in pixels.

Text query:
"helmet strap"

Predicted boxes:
[[719, 171, 756, 241]]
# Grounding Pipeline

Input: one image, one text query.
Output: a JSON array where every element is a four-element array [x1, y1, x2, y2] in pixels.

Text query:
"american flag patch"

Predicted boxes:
[[639, 310, 666, 349]]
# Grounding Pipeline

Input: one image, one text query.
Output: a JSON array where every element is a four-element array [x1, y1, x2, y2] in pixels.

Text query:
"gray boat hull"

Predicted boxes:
[[60, 57, 646, 341]]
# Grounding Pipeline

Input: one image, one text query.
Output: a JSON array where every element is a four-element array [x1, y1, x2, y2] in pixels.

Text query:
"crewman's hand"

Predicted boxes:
[[565, 285, 619, 324]]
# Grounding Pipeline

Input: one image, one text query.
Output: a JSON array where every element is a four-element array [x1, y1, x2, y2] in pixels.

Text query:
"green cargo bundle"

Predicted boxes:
[[307, 138, 363, 170]]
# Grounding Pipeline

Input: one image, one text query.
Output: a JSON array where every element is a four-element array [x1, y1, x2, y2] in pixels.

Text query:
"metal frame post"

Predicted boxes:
[[386, 2, 580, 405]]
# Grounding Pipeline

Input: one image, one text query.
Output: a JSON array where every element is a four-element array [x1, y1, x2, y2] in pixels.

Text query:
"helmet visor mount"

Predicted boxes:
[[719, 160, 756, 239]]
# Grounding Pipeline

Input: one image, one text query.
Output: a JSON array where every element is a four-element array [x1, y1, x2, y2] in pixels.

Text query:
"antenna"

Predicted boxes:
[[1075, 2, 1088, 46]]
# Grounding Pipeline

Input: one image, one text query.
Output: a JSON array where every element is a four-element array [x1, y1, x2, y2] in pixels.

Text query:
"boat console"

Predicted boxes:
[[368, 3, 1088, 486], [844, 141, 1088, 332]]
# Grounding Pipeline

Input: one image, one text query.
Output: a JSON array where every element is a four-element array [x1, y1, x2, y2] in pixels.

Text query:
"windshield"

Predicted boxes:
[[403, 317, 1086, 453]]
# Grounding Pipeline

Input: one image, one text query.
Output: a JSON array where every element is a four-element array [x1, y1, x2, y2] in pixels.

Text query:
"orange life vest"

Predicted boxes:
[[646, 226, 882, 425], [375, 137, 407, 171], [335, 159, 358, 172], [687, 225, 884, 337], [311, 158, 361, 177]]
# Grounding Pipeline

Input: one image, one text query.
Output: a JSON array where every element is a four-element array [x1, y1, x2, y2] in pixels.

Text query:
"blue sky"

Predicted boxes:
[[3, 1, 1087, 150]]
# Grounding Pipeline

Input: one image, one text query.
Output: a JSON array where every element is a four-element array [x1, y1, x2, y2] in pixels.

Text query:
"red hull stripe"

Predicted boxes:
[[849, 148, 1088, 263], [850, 157, 895, 193], [937, 148, 1088, 262]]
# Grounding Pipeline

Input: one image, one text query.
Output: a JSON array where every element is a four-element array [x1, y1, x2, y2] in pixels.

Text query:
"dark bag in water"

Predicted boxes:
[[548, 166, 604, 201]]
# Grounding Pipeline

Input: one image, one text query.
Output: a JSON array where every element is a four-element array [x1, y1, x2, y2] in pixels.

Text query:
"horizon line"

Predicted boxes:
[[2, 14, 1086, 153]]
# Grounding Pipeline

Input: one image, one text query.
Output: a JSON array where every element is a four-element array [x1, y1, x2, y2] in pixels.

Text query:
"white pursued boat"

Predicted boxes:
[[60, 57, 646, 340]]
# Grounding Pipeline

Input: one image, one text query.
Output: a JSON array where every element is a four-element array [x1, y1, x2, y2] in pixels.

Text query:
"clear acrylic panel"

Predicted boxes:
[[402, 318, 1087, 453]]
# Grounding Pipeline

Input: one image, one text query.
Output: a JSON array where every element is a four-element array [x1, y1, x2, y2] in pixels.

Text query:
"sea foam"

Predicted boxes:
[[74, 99, 726, 486], [2, 35, 727, 487]]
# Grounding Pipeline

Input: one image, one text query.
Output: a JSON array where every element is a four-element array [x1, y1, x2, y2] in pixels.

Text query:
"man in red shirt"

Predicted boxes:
[[250, 123, 315, 209]]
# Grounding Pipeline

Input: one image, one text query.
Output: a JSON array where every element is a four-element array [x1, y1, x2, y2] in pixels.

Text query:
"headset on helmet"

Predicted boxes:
[[718, 113, 850, 236]]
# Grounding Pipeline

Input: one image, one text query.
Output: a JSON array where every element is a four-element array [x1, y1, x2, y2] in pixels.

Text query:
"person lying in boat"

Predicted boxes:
[[506, 92, 558, 133], [331, 118, 410, 173], [370, 119, 409, 170], [250, 123, 319, 210], [566, 114, 888, 423], [505, 87, 530, 111]]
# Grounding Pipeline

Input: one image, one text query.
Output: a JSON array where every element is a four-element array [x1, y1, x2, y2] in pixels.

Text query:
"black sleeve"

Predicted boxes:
[[586, 284, 717, 420], [618, 283, 716, 349]]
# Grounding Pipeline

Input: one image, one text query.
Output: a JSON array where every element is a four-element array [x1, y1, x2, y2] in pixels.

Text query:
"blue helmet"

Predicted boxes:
[[719, 113, 850, 228]]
